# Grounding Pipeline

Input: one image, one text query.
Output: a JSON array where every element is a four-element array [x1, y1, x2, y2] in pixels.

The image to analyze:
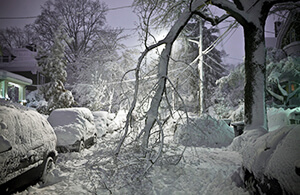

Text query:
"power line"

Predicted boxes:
[[0, 16, 38, 20], [0, 5, 132, 20]]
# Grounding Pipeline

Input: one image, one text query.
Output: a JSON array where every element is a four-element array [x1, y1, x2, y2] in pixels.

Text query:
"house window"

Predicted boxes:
[[291, 83, 299, 98], [1, 56, 10, 62]]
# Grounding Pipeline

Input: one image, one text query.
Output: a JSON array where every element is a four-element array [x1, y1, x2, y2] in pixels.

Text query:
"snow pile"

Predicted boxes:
[[149, 147, 248, 195], [93, 110, 127, 135], [174, 114, 234, 148], [92, 111, 114, 136], [47, 108, 97, 146], [267, 107, 300, 131], [241, 125, 300, 194]]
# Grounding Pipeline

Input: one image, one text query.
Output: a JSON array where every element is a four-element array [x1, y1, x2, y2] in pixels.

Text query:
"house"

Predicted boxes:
[[0, 45, 47, 90], [0, 69, 32, 103]]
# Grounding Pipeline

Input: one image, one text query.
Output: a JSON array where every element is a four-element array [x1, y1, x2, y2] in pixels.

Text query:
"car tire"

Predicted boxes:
[[41, 156, 54, 183], [93, 134, 97, 144], [78, 140, 85, 152]]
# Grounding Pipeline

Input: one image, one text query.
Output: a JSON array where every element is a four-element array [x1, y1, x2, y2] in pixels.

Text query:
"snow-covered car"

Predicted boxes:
[[47, 107, 97, 153], [0, 102, 57, 194]]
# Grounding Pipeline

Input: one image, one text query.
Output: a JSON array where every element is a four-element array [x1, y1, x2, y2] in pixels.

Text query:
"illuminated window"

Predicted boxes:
[[291, 83, 295, 92]]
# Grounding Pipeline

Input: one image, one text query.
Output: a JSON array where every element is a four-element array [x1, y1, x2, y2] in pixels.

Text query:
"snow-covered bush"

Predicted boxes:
[[39, 81, 74, 114], [174, 114, 234, 148], [26, 90, 48, 110]]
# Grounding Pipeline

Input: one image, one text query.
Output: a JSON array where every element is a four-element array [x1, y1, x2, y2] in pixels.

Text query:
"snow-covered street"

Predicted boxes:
[[18, 135, 248, 195]]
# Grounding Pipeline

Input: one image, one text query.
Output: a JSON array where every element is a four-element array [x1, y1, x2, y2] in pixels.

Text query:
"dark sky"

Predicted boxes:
[[0, 0, 278, 65]]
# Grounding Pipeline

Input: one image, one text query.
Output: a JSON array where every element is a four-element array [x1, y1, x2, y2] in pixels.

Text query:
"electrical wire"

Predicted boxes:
[[0, 5, 132, 20]]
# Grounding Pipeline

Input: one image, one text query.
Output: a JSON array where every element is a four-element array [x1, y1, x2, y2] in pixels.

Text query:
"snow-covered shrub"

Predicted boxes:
[[39, 81, 74, 114], [174, 114, 234, 148], [26, 90, 48, 110], [267, 56, 300, 84]]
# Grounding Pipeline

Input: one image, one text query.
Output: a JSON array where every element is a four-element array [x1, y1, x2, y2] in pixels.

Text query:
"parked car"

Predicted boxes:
[[0, 101, 57, 194], [47, 107, 97, 153]]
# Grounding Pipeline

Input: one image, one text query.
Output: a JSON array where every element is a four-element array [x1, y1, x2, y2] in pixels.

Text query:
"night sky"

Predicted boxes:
[[0, 0, 278, 65]]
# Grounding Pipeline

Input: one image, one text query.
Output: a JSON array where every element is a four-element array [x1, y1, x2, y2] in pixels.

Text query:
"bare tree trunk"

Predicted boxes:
[[243, 22, 268, 131]]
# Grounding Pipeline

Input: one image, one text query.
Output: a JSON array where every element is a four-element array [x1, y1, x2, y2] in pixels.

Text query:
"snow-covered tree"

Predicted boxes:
[[38, 30, 74, 114], [0, 25, 37, 49], [34, 0, 124, 84], [116, 0, 299, 156]]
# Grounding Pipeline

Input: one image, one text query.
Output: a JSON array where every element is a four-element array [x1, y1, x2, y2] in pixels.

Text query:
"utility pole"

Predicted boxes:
[[187, 18, 205, 115], [198, 18, 204, 115]]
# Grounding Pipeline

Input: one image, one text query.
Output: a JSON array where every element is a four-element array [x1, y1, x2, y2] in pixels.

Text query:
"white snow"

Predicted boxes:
[[174, 114, 234, 148], [5, 104, 299, 195], [93, 110, 126, 135], [267, 107, 300, 131], [240, 125, 300, 194]]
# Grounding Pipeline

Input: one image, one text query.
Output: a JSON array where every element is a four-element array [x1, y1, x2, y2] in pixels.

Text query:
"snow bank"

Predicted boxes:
[[48, 108, 96, 146], [174, 114, 234, 148], [239, 125, 300, 194], [267, 107, 300, 131], [93, 110, 126, 135]]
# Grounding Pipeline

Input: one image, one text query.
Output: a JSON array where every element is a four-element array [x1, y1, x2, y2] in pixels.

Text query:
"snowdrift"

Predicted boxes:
[[241, 125, 300, 194], [93, 110, 127, 136], [174, 114, 234, 148]]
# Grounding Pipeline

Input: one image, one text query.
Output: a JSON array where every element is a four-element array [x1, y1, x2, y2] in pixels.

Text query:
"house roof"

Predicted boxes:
[[0, 48, 39, 74], [0, 69, 32, 85]]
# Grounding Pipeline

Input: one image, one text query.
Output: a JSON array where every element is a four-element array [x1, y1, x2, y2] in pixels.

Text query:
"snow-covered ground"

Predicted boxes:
[[12, 107, 300, 195], [15, 135, 247, 195]]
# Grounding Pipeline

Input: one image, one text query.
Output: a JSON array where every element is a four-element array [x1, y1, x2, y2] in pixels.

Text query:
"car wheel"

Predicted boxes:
[[41, 156, 54, 183], [93, 134, 97, 144], [78, 140, 85, 152]]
